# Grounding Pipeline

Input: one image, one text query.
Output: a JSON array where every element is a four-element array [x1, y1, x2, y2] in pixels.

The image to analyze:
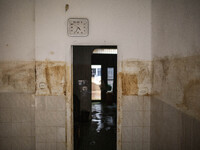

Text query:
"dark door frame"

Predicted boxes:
[[72, 45, 118, 150]]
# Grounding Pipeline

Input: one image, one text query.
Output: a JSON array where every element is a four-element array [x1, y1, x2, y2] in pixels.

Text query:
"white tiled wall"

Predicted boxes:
[[0, 94, 151, 150], [122, 96, 151, 150], [0, 93, 35, 150], [35, 96, 66, 150], [150, 98, 200, 150]]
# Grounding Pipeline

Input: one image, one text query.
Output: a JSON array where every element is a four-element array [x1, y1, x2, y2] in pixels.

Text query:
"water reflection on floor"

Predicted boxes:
[[79, 102, 117, 150]]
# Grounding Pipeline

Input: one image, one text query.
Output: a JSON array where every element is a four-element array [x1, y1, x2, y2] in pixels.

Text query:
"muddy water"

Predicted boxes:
[[79, 102, 117, 150]]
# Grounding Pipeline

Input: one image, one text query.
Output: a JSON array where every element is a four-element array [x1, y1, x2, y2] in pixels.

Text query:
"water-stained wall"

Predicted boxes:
[[119, 60, 152, 150], [0, 0, 36, 149], [119, 60, 152, 96], [152, 56, 200, 120], [0, 62, 35, 93], [0, 0, 152, 150], [1, 0, 199, 149], [151, 0, 200, 149], [151, 56, 200, 150], [36, 61, 66, 96], [0, 61, 70, 150], [35, 61, 68, 150]]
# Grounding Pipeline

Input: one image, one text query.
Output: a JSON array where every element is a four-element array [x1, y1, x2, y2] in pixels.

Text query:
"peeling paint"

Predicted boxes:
[[0, 61, 35, 93]]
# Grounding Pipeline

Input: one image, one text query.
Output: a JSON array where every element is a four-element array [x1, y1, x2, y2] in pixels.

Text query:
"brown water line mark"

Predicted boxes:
[[0, 61, 35, 92], [143, 93, 151, 96], [0, 62, 33, 73], [2, 74, 10, 85], [35, 61, 37, 93], [160, 57, 170, 81], [66, 65, 71, 94], [63, 65, 67, 96], [45, 61, 52, 94]]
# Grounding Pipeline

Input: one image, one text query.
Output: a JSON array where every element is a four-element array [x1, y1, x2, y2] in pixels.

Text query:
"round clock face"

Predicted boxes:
[[67, 18, 89, 37]]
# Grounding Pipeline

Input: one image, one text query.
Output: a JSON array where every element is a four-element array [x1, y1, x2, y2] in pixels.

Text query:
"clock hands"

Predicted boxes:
[[72, 24, 82, 33], [74, 26, 81, 33]]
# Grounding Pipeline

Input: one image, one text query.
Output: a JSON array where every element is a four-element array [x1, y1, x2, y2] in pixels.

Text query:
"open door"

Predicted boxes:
[[73, 46, 117, 150]]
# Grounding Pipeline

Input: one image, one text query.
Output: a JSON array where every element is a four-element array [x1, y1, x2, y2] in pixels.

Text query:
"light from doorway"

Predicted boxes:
[[91, 65, 101, 100]]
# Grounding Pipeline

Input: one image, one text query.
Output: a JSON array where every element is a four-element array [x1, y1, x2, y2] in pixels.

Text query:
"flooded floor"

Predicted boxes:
[[79, 102, 117, 150]]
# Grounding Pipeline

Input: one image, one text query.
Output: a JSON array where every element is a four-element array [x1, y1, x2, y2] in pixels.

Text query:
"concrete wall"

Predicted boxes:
[[35, 0, 152, 150], [151, 0, 200, 149], [3, 0, 200, 149], [0, 0, 152, 150]]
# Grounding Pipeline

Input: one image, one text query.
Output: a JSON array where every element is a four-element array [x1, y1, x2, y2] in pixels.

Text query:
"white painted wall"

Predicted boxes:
[[0, 0, 151, 61], [152, 0, 200, 58], [35, 0, 152, 62], [0, 0, 35, 61], [35, 0, 67, 61]]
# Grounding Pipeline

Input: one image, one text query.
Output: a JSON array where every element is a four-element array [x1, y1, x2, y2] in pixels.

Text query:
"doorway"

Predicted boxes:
[[73, 46, 117, 150], [91, 65, 102, 100]]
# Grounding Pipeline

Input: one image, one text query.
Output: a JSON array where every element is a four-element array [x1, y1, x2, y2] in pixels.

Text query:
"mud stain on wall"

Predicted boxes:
[[120, 60, 152, 96], [117, 71, 123, 150], [160, 57, 170, 81], [36, 61, 66, 96], [119, 73, 138, 95], [45, 64, 52, 94], [152, 55, 200, 120], [182, 79, 200, 117], [65, 64, 73, 150], [0, 61, 35, 93], [119, 60, 151, 150], [65, 65, 71, 95]]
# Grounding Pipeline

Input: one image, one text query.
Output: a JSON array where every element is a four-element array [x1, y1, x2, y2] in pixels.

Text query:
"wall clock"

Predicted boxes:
[[67, 18, 89, 37]]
